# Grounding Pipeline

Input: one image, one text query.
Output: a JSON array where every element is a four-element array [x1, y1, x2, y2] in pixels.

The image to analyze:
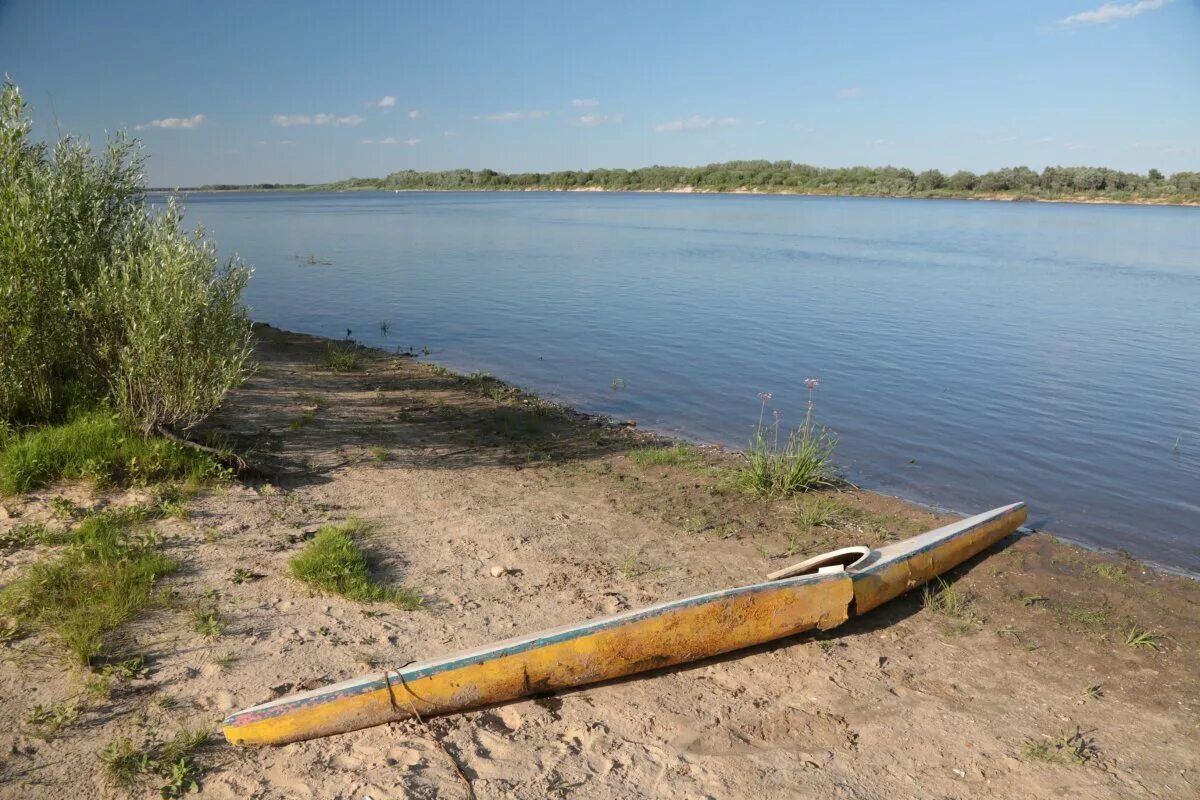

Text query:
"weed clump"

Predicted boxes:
[[289, 518, 421, 609], [100, 727, 210, 796], [0, 508, 178, 663], [734, 382, 837, 497], [1020, 729, 1098, 766]]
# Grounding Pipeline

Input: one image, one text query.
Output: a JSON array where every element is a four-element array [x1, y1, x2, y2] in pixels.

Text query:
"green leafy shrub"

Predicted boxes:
[[0, 78, 251, 432], [92, 205, 252, 433]]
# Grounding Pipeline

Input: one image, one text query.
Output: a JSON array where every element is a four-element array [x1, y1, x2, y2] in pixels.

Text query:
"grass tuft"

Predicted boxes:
[[289, 411, 316, 430], [794, 496, 844, 529], [99, 727, 210, 796], [1123, 626, 1161, 650], [0, 411, 222, 495], [192, 593, 227, 639], [323, 344, 361, 371], [289, 518, 421, 609], [921, 578, 969, 623], [733, 392, 837, 497], [629, 443, 695, 467], [1020, 729, 1098, 766], [100, 738, 155, 787], [0, 508, 178, 663]]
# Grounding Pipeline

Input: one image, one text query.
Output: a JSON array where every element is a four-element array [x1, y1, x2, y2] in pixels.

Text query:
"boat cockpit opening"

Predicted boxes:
[[766, 546, 873, 580]]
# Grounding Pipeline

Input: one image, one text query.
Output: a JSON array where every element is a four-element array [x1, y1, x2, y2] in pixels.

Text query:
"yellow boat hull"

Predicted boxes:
[[223, 502, 1025, 746]]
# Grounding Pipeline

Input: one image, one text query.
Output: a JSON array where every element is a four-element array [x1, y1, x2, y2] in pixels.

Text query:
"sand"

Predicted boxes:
[[1, 324, 1197, 799]]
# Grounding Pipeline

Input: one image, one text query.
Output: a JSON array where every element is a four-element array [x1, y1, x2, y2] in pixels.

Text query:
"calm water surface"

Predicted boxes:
[[182, 192, 1200, 572]]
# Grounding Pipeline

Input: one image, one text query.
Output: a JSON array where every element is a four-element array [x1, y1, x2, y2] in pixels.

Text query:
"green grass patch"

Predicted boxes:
[[1086, 563, 1129, 583], [323, 344, 361, 371], [0, 411, 223, 495], [629, 443, 696, 467], [794, 496, 847, 529], [289, 519, 421, 609], [1054, 601, 1116, 631], [1020, 729, 1098, 766], [0, 508, 178, 663], [289, 411, 316, 430]]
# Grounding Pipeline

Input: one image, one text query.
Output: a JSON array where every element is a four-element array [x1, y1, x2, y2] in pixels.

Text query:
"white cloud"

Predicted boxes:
[[838, 87, 863, 99], [367, 137, 422, 146], [653, 115, 740, 133], [408, 109, 421, 119], [481, 110, 551, 122], [571, 113, 623, 127], [1054, 0, 1172, 27], [378, 95, 396, 108], [867, 138, 889, 147], [571, 98, 600, 108], [443, 130, 458, 138], [272, 113, 364, 127], [134, 113, 205, 131]]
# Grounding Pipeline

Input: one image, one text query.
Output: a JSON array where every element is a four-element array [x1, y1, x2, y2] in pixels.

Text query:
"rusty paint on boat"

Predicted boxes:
[[223, 502, 1025, 746]]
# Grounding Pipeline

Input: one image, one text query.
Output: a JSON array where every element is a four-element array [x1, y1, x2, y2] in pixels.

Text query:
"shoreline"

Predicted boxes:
[[351, 329, 1200, 581], [267, 326, 1200, 580], [154, 186, 1200, 208]]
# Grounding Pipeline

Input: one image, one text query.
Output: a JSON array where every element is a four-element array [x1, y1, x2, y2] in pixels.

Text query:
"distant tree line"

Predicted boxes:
[[316, 161, 1200, 203]]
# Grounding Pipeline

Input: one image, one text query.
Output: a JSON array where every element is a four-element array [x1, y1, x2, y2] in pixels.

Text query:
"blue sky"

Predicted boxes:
[[1, 0, 1196, 185]]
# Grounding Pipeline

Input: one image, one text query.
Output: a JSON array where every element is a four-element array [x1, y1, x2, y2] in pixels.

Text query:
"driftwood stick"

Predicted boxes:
[[154, 425, 252, 474]]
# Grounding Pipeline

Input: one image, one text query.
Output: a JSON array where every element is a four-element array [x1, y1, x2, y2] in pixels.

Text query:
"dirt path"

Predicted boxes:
[[2, 324, 1198, 799]]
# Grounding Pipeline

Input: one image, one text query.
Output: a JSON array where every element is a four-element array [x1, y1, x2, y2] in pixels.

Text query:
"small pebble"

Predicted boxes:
[[489, 565, 507, 578]]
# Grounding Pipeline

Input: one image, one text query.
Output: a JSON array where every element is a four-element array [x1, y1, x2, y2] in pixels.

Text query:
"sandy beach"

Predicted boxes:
[[2, 324, 1197, 799]]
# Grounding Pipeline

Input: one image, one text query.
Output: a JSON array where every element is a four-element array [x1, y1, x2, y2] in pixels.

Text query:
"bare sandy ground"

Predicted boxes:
[[2, 325, 1197, 799]]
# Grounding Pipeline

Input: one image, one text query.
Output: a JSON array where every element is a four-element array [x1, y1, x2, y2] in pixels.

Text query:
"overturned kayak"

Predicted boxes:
[[223, 501, 1026, 746]]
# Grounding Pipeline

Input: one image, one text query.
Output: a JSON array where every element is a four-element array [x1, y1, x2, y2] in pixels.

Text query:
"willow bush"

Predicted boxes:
[[0, 79, 252, 433]]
